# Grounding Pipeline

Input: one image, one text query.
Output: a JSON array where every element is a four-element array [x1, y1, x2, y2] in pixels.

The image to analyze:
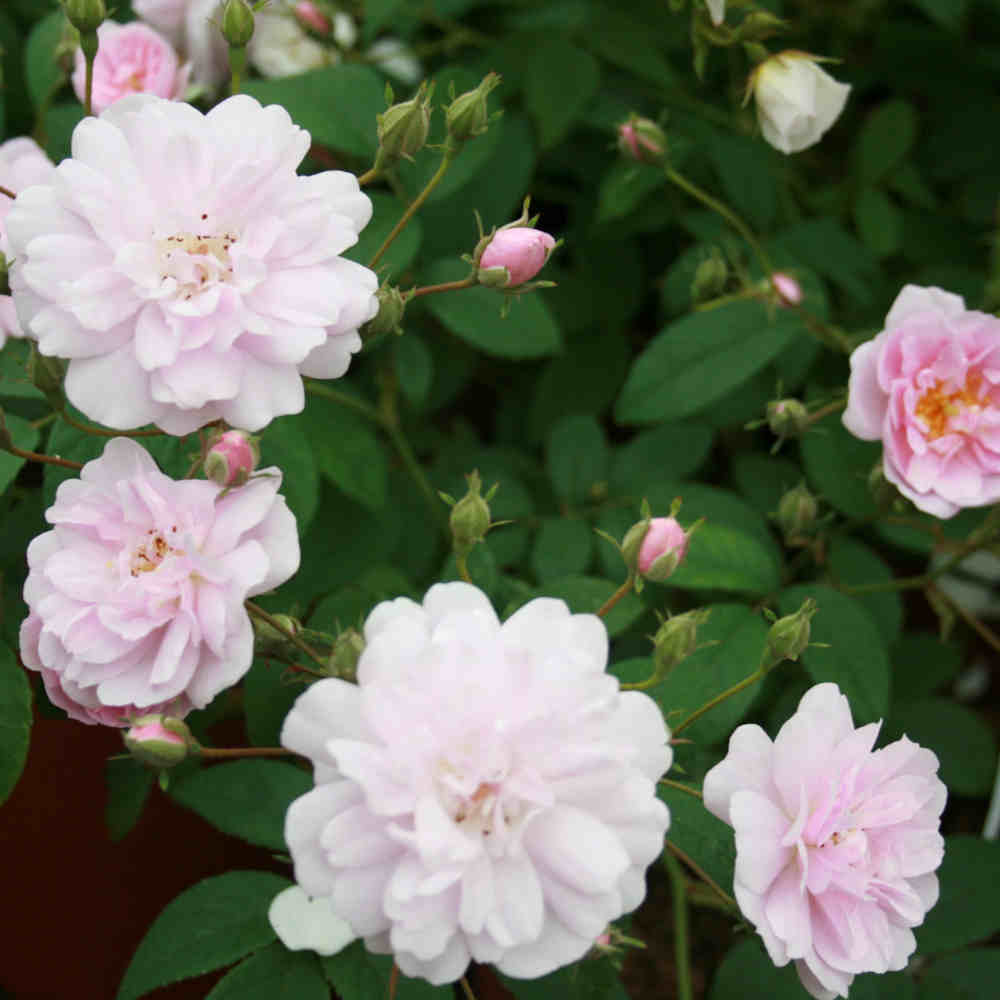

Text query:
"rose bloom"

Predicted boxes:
[[0, 138, 56, 345], [72, 21, 190, 115], [751, 51, 851, 154], [843, 284, 1000, 518], [6, 94, 378, 434], [281, 582, 672, 984], [133, 0, 230, 91], [704, 683, 946, 1000], [20, 437, 299, 726]]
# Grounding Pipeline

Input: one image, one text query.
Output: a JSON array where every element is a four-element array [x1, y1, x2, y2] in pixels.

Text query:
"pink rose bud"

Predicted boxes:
[[478, 228, 556, 288], [72, 21, 190, 115], [595, 931, 612, 949], [205, 429, 259, 487], [637, 516, 689, 581], [771, 271, 803, 306], [124, 715, 192, 767], [616, 116, 667, 165], [294, 1, 332, 35]]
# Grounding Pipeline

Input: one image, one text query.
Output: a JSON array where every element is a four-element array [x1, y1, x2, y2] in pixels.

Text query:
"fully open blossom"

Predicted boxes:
[[751, 52, 850, 154], [133, 0, 230, 91], [704, 683, 946, 1000], [6, 94, 378, 434], [281, 583, 671, 984], [842, 284, 1000, 518], [72, 21, 190, 114], [0, 138, 56, 346], [19, 438, 299, 726]]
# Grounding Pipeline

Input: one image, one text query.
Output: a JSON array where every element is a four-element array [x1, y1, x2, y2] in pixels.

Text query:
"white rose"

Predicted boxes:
[[249, 5, 335, 78], [751, 51, 851, 154]]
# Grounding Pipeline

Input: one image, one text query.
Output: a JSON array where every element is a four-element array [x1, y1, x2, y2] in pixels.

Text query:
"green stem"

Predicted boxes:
[[60, 410, 164, 438], [595, 576, 635, 619], [659, 778, 703, 800], [929, 582, 1000, 656], [456, 552, 472, 584], [229, 47, 247, 95], [245, 600, 329, 672], [370, 152, 454, 269], [664, 850, 694, 1000], [305, 381, 381, 422], [30, 412, 58, 431], [673, 667, 765, 735], [356, 167, 379, 187], [409, 276, 477, 299], [84, 50, 95, 117], [805, 398, 847, 426], [458, 978, 478, 1000], [666, 840, 737, 910], [665, 166, 773, 275], [197, 746, 299, 760]]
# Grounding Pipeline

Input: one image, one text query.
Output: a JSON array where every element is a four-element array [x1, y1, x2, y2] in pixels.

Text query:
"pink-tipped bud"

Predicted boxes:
[[617, 116, 667, 165], [637, 517, 689, 581], [771, 271, 803, 306], [294, 1, 332, 35], [478, 228, 556, 288], [205, 429, 258, 487], [124, 715, 192, 768]]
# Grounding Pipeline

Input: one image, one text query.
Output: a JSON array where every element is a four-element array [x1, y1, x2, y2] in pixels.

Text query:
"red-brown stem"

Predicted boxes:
[[595, 576, 634, 618], [5, 445, 83, 470], [60, 410, 164, 438], [388, 963, 399, 1000], [197, 746, 300, 760], [0, 184, 15, 200], [409, 277, 477, 298]]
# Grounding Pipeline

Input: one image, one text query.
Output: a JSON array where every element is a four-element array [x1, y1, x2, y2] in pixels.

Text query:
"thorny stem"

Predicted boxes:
[[659, 778, 703, 800], [370, 152, 455, 268], [245, 600, 329, 672], [197, 746, 300, 760], [60, 410, 164, 438], [0, 185, 15, 200], [664, 850, 695, 1000], [665, 840, 737, 910], [595, 576, 635, 619], [408, 276, 477, 298], [673, 668, 765, 735]]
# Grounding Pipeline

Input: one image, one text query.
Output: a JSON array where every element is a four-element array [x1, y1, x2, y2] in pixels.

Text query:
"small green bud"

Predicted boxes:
[[775, 482, 819, 544], [691, 251, 728, 303], [445, 72, 501, 148], [221, 0, 255, 48], [28, 344, 67, 411], [253, 613, 303, 658], [620, 518, 651, 576], [63, 0, 106, 35], [651, 608, 711, 680], [868, 462, 899, 511], [448, 470, 493, 557], [737, 11, 788, 43], [329, 627, 364, 681], [374, 81, 432, 173], [617, 115, 668, 166], [124, 715, 193, 769], [763, 598, 818, 670], [363, 284, 407, 338], [766, 398, 810, 439]]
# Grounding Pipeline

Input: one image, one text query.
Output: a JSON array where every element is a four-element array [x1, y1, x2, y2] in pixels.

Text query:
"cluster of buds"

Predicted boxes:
[[205, 428, 259, 488], [761, 597, 818, 672], [618, 498, 698, 591], [471, 197, 558, 293], [440, 470, 498, 560], [373, 81, 433, 175], [124, 715, 195, 769]]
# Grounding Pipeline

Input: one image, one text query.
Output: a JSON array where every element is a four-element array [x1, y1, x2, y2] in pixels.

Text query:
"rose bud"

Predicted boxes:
[[294, 1, 332, 35], [124, 715, 192, 768], [762, 597, 818, 670], [205, 429, 259, 487], [636, 516, 690, 582], [478, 228, 556, 288], [766, 397, 810, 439], [617, 116, 667, 165], [771, 271, 803, 306]]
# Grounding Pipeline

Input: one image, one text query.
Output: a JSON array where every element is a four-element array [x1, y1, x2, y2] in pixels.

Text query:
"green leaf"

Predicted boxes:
[[918, 949, 1000, 1000], [307, 393, 388, 511], [655, 604, 768, 745], [800, 410, 881, 520], [170, 760, 311, 851], [889, 633, 962, 702], [117, 871, 291, 1000], [709, 938, 805, 1000], [0, 642, 31, 806], [0, 340, 44, 399], [825, 536, 903, 644], [394, 334, 434, 408], [668, 522, 780, 596], [615, 301, 801, 425], [530, 517, 593, 581], [420, 259, 562, 360], [660, 787, 735, 901], [244, 661, 310, 748], [709, 131, 777, 232], [730, 453, 802, 519], [499, 959, 629, 1000], [0, 412, 40, 496], [361, 0, 410, 39], [244, 64, 385, 159], [322, 941, 447, 999], [523, 38, 600, 148], [610, 422, 714, 496], [910, 0, 968, 30], [778, 585, 891, 723], [104, 758, 154, 842], [853, 187, 903, 258], [546, 414, 609, 506], [206, 943, 328, 1000], [884, 699, 996, 798], [345, 190, 423, 279], [41, 102, 85, 163], [260, 416, 320, 535], [595, 160, 668, 225], [25, 10, 66, 108], [917, 836, 1000, 954], [853, 100, 919, 185], [532, 575, 645, 638]]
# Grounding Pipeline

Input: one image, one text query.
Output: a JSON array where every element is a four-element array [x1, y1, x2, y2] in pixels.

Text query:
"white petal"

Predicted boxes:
[[268, 885, 355, 957]]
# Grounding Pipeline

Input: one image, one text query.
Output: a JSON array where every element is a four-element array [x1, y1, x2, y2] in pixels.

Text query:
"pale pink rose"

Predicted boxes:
[[704, 683, 946, 1000], [19, 437, 299, 726], [842, 284, 1000, 518], [479, 228, 556, 288], [0, 138, 56, 346], [637, 516, 689, 581], [6, 95, 378, 434], [71, 22, 190, 115], [281, 583, 672, 985], [205, 429, 258, 486], [134, 0, 230, 91], [771, 271, 803, 306]]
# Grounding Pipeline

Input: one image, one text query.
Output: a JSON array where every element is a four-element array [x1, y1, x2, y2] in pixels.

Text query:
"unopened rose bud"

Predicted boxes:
[[328, 627, 364, 680], [868, 461, 900, 511], [691, 252, 728, 303], [374, 81, 432, 173], [64, 0, 106, 35], [28, 344, 67, 411], [221, 0, 255, 48], [445, 72, 501, 148], [363, 284, 406, 338], [763, 598, 818, 670], [771, 271, 803, 306], [776, 483, 819, 543], [637, 517, 691, 582], [766, 397, 810, 439], [294, 1, 332, 35], [750, 51, 851, 155], [617, 116, 667, 165], [124, 715, 192, 768], [253, 613, 303, 658], [446, 470, 493, 557], [651, 608, 711, 680], [737, 10, 786, 41], [477, 228, 556, 289], [205, 429, 259, 487]]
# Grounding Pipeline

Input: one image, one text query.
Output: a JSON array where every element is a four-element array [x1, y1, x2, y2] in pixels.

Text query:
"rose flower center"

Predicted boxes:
[[129, 526, 183, 577], [156, 229, 238, 299], [914, 372, 984, 440]]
